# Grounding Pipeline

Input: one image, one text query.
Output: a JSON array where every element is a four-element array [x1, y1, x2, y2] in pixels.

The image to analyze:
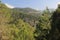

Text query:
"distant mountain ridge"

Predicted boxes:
[[11, 7, 41, 26], [12, 7, 41, 14], [0, 3, 54, 26]]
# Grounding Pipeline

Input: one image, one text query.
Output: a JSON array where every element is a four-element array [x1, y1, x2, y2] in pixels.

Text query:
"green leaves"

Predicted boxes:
[[34, 8, 51, 40], [0, 3, 35, 40]]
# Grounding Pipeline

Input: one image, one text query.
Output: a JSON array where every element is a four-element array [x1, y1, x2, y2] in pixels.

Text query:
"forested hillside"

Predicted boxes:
[[1, 1, 59, 40], [0, 2, 35, 40], [11, 8, 41, 27]]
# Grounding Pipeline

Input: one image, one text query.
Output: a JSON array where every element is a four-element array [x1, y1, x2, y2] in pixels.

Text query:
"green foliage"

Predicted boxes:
[[34, 8, 51, 40], [12, 8, 40, 26], [9, 19, 35, 40], [0, 3, 35, 40], [48, 8, 60, 40], [0, 2, 56, 40]]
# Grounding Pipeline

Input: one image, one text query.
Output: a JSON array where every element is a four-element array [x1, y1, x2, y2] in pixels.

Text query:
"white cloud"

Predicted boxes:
[[56, 2, 60, 9], [5, 3, 14, 9], [57, 2, 60, 5]]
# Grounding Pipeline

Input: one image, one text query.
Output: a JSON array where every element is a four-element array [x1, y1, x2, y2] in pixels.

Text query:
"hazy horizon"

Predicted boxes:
[[1, 0, 60, 10]]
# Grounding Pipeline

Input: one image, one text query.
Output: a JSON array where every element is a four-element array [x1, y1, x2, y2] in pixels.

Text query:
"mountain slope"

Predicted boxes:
[[11, 7, 41, 26], [0, 3, 35, 40]]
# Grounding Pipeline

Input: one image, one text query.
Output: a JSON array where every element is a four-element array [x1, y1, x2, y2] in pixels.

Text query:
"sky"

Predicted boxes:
[[1, 0, 60, 10]]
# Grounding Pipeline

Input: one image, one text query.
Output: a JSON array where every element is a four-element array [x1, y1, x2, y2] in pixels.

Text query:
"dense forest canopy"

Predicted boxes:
[[1, 1, 60, 40]]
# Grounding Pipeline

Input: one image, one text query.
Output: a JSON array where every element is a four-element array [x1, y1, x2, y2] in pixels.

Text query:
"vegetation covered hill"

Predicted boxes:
[[11, 7, 41, 27], [0, 3, 35, 40], [1, 1, 59, 40]]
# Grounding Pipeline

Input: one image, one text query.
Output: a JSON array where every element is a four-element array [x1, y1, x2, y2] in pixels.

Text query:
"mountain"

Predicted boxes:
[[12, 7, 41, 13], [0, 3, 40, 26], [12, 7, 41, 19], [0, 3, 35, 40], [11, 8, 41, 26]]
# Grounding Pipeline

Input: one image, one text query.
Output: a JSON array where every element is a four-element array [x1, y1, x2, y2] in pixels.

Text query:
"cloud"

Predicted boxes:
[[56, 2, 60, 9], [5, 3, 14, 9]]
